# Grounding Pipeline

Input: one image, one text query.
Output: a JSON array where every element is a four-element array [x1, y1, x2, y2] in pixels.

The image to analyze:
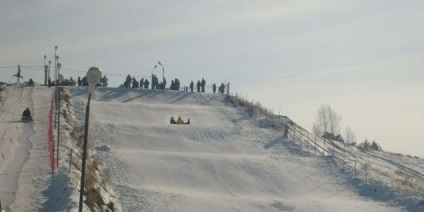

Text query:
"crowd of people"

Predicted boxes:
[[68, 73, 227, 95], [117, 74, 227, 94]]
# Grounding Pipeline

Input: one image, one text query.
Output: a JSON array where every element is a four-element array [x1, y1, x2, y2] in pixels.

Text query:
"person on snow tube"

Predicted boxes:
[[22, 108, 33, 121], [170, 116, 176, 124], [176, 116, 185, 124]]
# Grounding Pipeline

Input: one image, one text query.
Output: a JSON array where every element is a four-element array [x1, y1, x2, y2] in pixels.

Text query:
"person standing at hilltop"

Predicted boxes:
[[201, 78, 206, 92], [219, 83, 225, 94], [125, 74, 132, 88], [144, 79, 150, 89], [190, 81, 194, 92], [196, 80, 201, 92], [140, 78, 144, 89]]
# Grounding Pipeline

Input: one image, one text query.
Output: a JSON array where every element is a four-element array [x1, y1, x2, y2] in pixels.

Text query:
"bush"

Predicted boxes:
[[358, 139, 382, 151], [347, 142, 356, 146], [322, 132, 344, 142]]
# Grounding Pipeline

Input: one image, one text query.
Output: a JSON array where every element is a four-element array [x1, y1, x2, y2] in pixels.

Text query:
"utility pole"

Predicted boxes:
[[48, 60, 51, 85], [56, 62, 61, 168], [54, 46, 58, 84], [54, 46, 58, 129], [44, 55, 47, 85]]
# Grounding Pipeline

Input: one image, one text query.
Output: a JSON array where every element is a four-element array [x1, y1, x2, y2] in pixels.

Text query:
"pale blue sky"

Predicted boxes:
[[1, 0, 423, 156]]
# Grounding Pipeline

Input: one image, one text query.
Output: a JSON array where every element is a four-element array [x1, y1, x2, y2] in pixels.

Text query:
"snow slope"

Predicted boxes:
[[0, 86, 87, 211], [68, 87, 421, 212], [1, 85, 423, 211]]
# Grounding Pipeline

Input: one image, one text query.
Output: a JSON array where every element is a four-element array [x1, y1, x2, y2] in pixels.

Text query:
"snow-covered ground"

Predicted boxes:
[[0, 86, 75, 211], [1, 85, 423, 211]]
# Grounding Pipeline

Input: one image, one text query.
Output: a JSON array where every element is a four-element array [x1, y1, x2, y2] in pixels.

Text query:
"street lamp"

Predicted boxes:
[[54, 46, 58, 84], [44, 55, 47, 85], [54, 46, 59, 130], [79, 67, 102, 212], [151, 64, 157, 89], [158, 61, 164, 82], [48, 60, 51, 84]]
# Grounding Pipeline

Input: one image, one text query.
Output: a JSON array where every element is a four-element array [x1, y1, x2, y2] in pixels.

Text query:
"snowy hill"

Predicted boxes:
[[1, 85, 423, 211], [67, 87, 423, 211]]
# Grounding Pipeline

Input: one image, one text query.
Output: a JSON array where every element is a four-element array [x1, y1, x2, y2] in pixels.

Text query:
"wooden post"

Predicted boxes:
[[300, 138, 302, 150], [307, 142, 309, 154], [57, 88, 61, 168], [69, 149, 73, 173], [365, 161, 368, 186], [323, 139, 326, 156], [314, 135, 317, 156], [354, 154, 357, 179]]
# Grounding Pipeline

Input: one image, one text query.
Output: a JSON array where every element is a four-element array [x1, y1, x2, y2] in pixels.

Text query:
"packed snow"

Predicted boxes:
[[0, 85, 423, 211]]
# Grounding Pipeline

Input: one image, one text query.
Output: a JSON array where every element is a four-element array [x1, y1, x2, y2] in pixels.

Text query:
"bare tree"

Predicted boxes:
[[312, 104, 342, 137], [344, 126, 356, 145]]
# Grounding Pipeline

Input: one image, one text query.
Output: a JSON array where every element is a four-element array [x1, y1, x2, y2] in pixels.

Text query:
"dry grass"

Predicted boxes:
[[62, 88, 116, 211], [85, 187, 105, 211], [101, 170, 111, 189], [228, 95, 273, 118], [392, 169, 422, 193], [90, 155, 101, 172]]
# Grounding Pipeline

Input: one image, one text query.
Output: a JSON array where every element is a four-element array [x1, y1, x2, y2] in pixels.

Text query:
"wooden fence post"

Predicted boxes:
[[307, 142, 309, 154], [299, 138, 302, 150], [354, 154, 357, 179], [69, 149, 73, 173], [323, 139, 326, 156], [365, 161, 368, 186]]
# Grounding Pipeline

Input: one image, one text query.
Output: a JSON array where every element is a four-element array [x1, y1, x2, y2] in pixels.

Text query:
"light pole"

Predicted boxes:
[[56, 62, 62, 168], [151, 64, 157, 89], [54, 46, 58, 84], [79, 67, 102, 212], [44, 55, 47, 85], [48, 60, 51, 85], [158, 61, 164, 83], [54, 46, 59, 129]]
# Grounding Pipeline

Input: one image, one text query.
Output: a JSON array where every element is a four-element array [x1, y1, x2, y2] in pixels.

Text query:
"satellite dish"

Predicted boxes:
[[86, 67, 102, 94]]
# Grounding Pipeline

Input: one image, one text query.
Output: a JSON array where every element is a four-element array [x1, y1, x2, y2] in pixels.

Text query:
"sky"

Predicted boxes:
[[1, 0, 423, 157]]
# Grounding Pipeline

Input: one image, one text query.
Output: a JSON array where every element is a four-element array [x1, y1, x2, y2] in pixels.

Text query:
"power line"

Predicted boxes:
[[1, 65, 150, 81], [0, 65, 43, 68]]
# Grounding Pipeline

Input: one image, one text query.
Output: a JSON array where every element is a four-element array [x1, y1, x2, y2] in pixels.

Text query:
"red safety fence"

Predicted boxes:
[[48, 98, 55, 172]]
